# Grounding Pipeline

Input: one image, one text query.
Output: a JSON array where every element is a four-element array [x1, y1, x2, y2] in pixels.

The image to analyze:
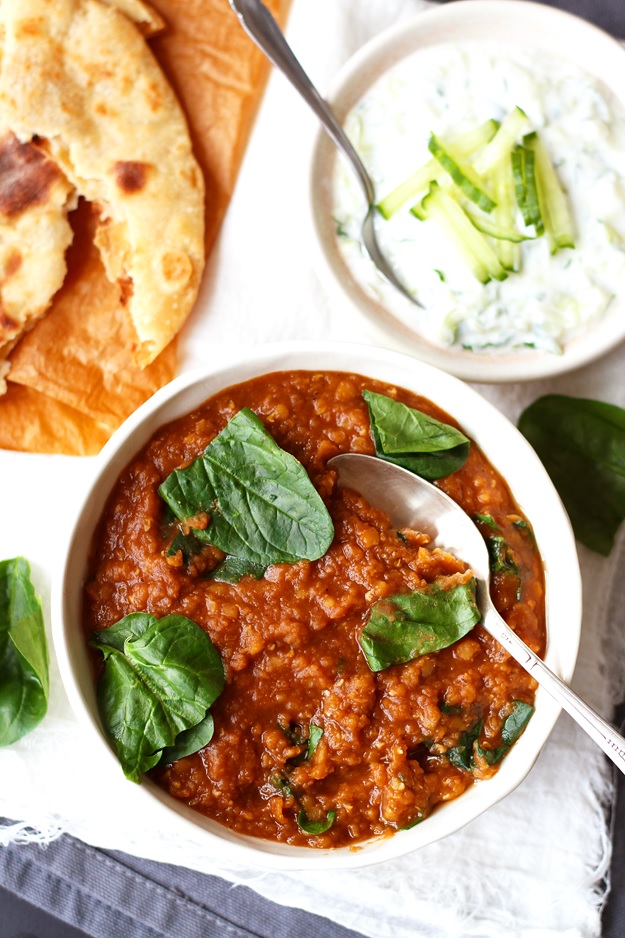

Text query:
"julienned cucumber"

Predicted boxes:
[[374, 108, 575, 284], [491, 157, 523, 271], [463, 204, 533, 244], [412, 182, 507, 284], [376, 119, 499, 219], [523, 132, 575, 253], [472, 107, 529, 175], [428, 134, 497, 213], [511, 144, 544, 233]]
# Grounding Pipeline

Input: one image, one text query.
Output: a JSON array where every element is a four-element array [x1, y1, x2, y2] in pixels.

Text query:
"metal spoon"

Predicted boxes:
[[228, 0, 421, 306], [329, 452, 625, 775]]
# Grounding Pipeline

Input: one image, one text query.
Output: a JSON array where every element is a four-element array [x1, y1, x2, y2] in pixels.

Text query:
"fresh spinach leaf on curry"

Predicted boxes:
[[363, 389, 470, 480], [360, 579, 481, 672], [159, 407, 334, 570], [91, 612, 224, 782]]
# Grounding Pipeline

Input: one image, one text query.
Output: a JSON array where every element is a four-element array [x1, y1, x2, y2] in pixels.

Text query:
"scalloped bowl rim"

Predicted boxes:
[[53, 340, 582, 870], [308, 0, 625, 383]]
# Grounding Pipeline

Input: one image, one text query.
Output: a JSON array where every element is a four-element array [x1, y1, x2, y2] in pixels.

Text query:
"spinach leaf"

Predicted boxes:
[[518, 395, 625, 555], [160, 712, 215, 765], [478, 700, 534, 765], [278, 721, 306, 747], [513, 518, 536, 543], [0, 558, 49, 747], [273, 774, 297, 800], [281, 722, 324, 767], [363, 390, 470, 481], [297, 807, 336, 835], [208, 556, 267, 583], [360, 579, 481, 672], [486, 536, 519, 576], [159, 408, 334, 566], [92, 613, 224, 782], [446, 701, 534, 771], [487, 536, 522, 600], [273, 745, 335, 835], [501, 700, 534, 746], [167, 530, 206, 564], [306, 724, 324, 760], [474, 513, 498, 530], [446, 721, 482, 771]]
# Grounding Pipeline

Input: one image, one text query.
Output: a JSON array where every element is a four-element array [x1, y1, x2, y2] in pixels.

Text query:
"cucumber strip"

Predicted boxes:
[[376, 120, 500, 219], [412, 182, 507, 283], [498, 235, 522, 274], [472, 107, 529, 175], [494, 161, 522, 271], [523, 131, 575, 253], [377, 158, 443, 219], [463, 206, 531, 243], [453, 118, 501, 155], [487, 154, 526, 270], [428, 133, 497, 213], [511, 145, 544, 233]]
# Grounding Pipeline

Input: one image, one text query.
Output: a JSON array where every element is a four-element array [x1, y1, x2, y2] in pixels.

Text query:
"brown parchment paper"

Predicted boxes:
[[0, 0, 289, 457]]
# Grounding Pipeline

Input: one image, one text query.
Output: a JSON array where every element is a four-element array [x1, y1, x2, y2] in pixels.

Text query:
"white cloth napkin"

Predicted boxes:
[[2, 2, 625, 936]]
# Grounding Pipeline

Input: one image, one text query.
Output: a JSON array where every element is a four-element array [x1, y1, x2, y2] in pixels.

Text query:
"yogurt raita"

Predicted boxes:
[[332, 41, 625, 355]]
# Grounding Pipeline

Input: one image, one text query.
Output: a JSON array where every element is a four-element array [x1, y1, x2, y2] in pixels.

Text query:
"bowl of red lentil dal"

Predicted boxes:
[[54, 341, 581, 870]]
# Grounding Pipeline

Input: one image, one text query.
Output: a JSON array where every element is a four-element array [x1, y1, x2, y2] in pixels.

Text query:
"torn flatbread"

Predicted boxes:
[[0, 0, 205, 369], [0, 130, 75, 392]]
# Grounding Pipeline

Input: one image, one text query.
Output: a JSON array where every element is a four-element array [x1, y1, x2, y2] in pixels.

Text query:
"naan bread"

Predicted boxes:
[[0, 0, 205, 368], [0, 129, 75, 391]]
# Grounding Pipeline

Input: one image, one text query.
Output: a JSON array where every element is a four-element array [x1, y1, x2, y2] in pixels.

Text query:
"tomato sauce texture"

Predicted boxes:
[[84, 371, 545, 848]]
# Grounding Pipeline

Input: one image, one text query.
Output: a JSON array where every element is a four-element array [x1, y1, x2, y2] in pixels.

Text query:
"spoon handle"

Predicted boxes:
[[228, 0, 374, 202], [483, 602, 625, 775]]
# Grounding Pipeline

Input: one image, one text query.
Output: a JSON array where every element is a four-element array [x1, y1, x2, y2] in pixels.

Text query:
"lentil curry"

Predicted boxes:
[[84, 370, 545, 848]]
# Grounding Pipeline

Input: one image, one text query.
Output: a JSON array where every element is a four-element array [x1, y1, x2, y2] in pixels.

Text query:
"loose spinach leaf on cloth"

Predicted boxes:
[[518, 395, 625, 555], [0, 557, 49, 747], [363, 390, 470, 481], [92, 613, 224, 782], [159, 407, 334, 567], [360, 579, 481, 672]]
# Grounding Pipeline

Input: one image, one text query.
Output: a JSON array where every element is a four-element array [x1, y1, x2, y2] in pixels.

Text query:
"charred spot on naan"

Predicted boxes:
[[0, 133, 63, 216], [0, 309, 19, 337], [113, 160, 149, 194]]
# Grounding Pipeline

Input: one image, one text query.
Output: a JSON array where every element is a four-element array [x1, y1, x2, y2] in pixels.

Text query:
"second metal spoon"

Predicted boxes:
[[228, 0, 421, 306]]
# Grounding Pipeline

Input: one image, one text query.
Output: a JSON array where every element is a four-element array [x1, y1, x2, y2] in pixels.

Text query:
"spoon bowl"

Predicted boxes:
[[329, 452, 625, 775]]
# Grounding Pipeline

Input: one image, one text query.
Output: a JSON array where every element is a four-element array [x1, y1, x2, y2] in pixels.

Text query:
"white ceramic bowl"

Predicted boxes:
[[309, 0, 625, 382], [53, 341, 581, 870]]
